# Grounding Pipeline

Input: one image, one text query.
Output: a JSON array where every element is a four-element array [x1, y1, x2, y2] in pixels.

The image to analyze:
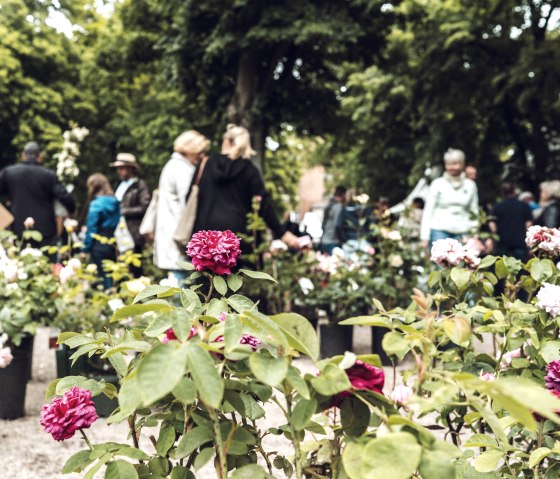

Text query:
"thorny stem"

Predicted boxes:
[[251, 420, 274, 475], [209, 408, 227, 479], [129, 413, 140, 452]]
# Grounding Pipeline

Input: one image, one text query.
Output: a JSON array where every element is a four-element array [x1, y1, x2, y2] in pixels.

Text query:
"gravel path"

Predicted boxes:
[[0, 326, 376, 479]]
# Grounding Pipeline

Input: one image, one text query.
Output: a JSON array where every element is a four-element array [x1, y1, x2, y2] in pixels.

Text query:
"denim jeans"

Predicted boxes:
[[91, 242, 116, 290]]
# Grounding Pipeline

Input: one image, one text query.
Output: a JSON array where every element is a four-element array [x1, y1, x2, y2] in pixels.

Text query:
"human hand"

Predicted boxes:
[[280, 231, 301, 249]]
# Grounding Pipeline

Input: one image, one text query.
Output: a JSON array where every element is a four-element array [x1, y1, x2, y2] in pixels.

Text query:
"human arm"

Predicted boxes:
[[52, 175, 76, 214], [468, 182, 480, 230], [121, 180, 151, 218], [420, 182, 438, 243], [247, 167, 285, 239]]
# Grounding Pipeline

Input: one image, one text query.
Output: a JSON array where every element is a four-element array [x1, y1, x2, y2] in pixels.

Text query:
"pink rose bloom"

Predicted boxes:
[[186, 230, 241, 275], [430, 238, 466, 267], [24, 217, 35, 228], [526, 225, 560, 254], [217, 312, 228, 322], [536, 283, 560, 317], [160, 327, 197, 343], [545, 360, 560, 393], [0, 347, 13, 368], [479, 371, 496, 381], [331, 360, 385, 407], [390, 384, 414, 406], [40, 387, 98, 441], [214, 334, 261, 352]]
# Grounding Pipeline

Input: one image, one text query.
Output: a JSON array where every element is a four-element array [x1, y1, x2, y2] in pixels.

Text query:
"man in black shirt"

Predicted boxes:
[[0, 142, 75, 246], [489, 182, 532, 261]]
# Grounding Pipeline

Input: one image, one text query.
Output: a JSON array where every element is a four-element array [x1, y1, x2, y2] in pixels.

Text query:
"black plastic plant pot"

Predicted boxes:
[[0, 347, 32, 419], [319, 322, 353, 359], [18, 335, 34, 382], [92, 375, 119, 418], [55, 344, 87, 378], [371, 327, 392, 366]]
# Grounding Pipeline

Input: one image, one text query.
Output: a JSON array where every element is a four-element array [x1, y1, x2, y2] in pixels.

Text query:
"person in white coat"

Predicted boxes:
[[154, 130, 209, 280], [420, 149, 479, 249]]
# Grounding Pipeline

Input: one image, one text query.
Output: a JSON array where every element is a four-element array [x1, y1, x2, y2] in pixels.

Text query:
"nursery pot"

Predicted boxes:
[[371, 327, 392, 366], [55, 344, 87, 378], [319, 322, 353, 359], [91, 374, 119, 418], [0, 340, 33, 419]]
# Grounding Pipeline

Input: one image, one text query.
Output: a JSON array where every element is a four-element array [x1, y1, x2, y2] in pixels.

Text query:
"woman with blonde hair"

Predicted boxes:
[[154, 130, 210, 279], [83, 173, 120, 289], [192, 124, 299, 260], [536, 180, 560, 228]]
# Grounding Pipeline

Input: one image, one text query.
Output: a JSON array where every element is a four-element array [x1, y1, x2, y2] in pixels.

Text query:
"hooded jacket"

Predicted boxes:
[[83, 195, 120, 252], [193, 153, 284, 247]]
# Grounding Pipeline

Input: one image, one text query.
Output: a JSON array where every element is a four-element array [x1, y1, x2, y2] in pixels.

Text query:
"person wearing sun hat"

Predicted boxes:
[[110, 152, 151, 276]]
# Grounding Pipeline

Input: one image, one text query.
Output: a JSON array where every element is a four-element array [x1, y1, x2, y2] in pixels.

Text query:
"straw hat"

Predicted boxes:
[[110, 153, 139, 169]]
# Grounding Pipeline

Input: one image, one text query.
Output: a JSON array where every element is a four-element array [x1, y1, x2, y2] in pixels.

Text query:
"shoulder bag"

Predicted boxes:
[[173, 158, 207, 248]]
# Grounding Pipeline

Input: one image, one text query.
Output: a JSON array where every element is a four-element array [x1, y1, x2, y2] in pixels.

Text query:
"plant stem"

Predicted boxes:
[[285, 393, 304, 479], [129, 413, 140, 450], [209, 408, 227, 479], [80, 429, 93, 450], [251, 420, 274, 475]]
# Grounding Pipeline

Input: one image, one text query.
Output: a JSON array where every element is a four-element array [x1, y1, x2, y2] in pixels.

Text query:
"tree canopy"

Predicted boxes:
[[0, 0, 558, 207]]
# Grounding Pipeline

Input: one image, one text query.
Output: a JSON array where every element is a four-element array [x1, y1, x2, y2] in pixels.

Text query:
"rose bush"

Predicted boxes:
[[43, 227, 560, 479]]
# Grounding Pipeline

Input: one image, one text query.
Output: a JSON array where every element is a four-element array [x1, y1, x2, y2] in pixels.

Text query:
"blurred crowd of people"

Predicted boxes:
[[316, 148, 560, 263], [1, 134, 559, 289]]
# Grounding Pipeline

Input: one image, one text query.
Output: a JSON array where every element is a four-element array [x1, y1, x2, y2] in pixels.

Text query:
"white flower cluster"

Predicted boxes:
[[525, 225, 560, 255], [536, 283, 560, 318], [55, 126, 89, 182], [430, 238, 480, 268]]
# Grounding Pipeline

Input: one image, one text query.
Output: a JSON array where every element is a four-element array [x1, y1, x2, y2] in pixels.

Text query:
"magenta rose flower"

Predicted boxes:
[[40, 387, 98, 441], [186, 230, 242, 275], [331, 360, 385, 407], [545, 360, 560, 393]]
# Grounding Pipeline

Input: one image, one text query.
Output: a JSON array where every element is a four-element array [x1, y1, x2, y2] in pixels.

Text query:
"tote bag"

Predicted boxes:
[[173, 158, 207, 248], [139, 189, 158, 239]]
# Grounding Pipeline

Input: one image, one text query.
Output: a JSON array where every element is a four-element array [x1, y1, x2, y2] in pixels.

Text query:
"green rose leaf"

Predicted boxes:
[[111, 300, 172, 322], [239, 268, 277, 283], [271, 312, 320, 359], [172, 377, 197, 404], [292, 398, 317, 431], [474, 449, 503, 473], [133, 285, 179, 304], [230, 464, 266, 478], [227, 274, 243, 292], [343, 432, 422, 479], [186, 342, 224, 409], [172, 426, 213, 459], [62, 450, 94, 474], [213, 276, 228, 296], [311, 363, 351, 396], [137, 343, 189, 405], [450, 267, 471, 290], [443, 317, 471, 346], [528, 447, 552, 468], [156, 425, 176, 457], [249, 351, 289, 387], [104, 459, 138, 479]]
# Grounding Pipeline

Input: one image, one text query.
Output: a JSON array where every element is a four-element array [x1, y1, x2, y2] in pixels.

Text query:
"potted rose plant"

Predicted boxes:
[[0, 225, 59, 419]]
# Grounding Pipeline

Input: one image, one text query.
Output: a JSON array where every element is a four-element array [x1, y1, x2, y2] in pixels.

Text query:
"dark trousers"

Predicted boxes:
[[91, 241, 116, 289]]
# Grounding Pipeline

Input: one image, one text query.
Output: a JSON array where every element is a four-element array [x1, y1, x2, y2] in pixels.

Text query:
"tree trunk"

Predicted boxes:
[[227, 51, 266, 171]]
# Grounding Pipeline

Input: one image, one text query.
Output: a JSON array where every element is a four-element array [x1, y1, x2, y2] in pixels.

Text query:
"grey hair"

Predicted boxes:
[[23, 141, 41, 162], [443, 148, 465, 164], [540, 180, 560, 199]]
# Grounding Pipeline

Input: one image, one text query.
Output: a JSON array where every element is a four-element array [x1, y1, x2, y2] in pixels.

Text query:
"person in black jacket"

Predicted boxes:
[[535, 180, 560, 228], [110, 153, 151, 277], [0, 142, 75, 246], [193, 124, 300, 260]]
